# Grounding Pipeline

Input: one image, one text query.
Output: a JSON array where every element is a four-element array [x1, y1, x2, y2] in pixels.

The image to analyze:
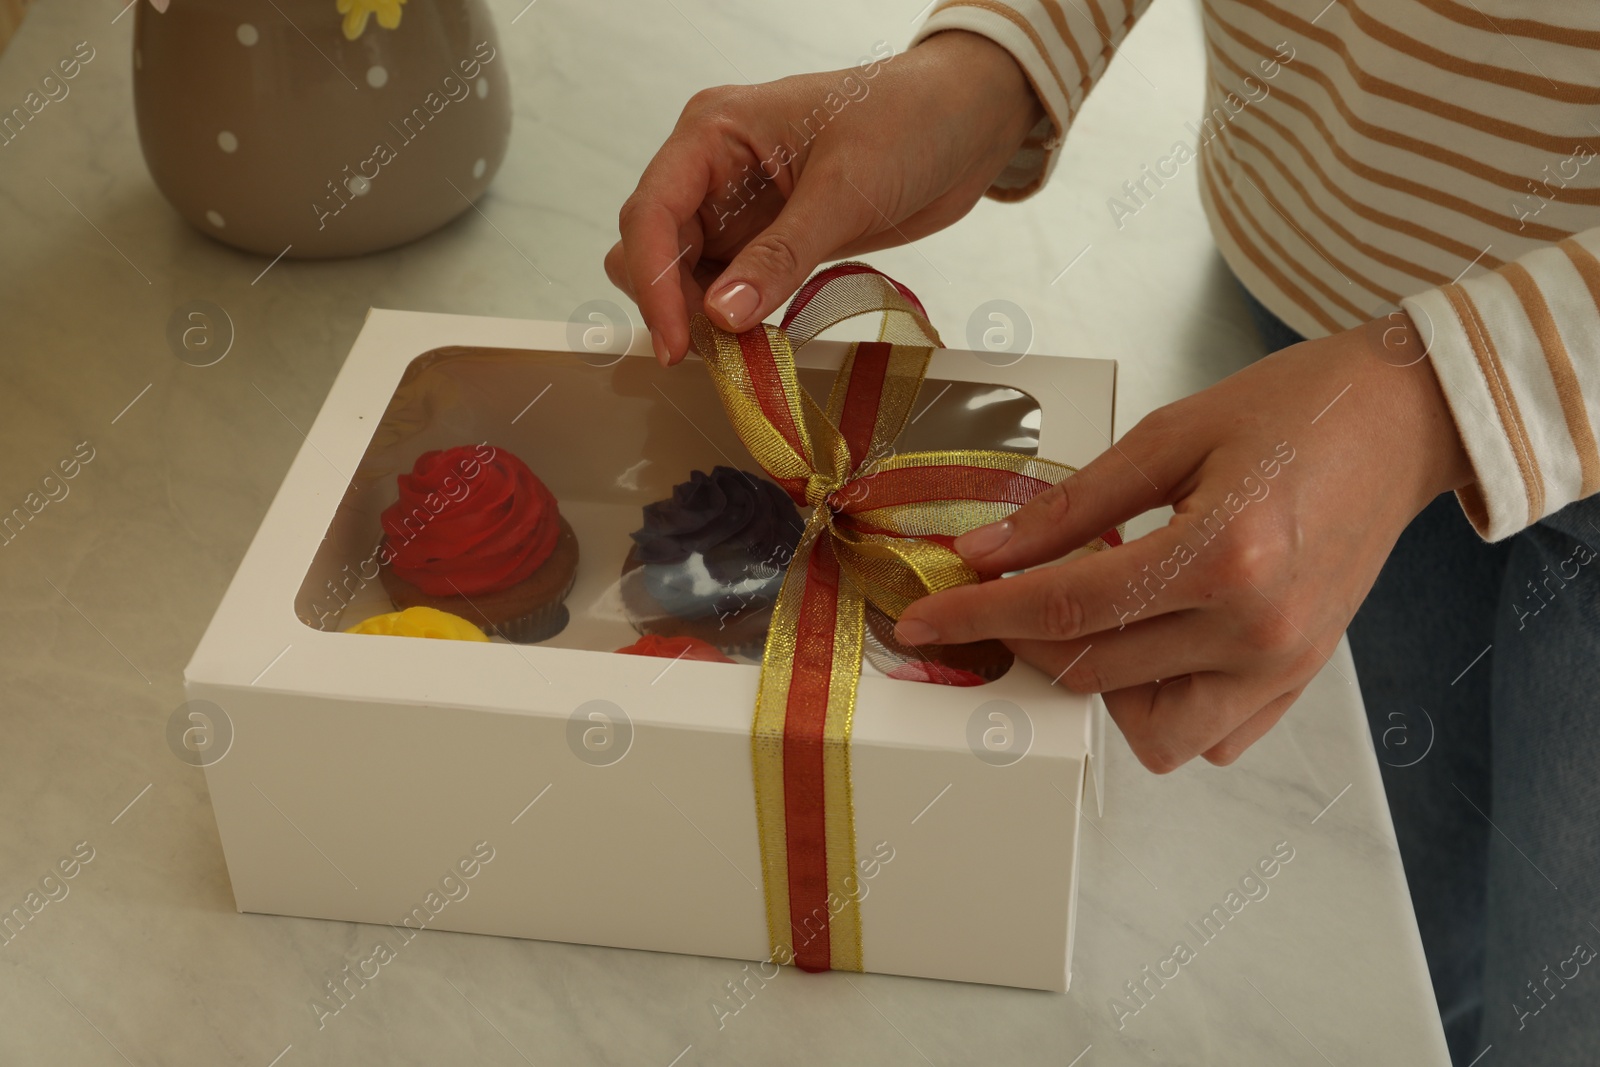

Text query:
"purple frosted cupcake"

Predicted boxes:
[[620, 467, 805, 654]]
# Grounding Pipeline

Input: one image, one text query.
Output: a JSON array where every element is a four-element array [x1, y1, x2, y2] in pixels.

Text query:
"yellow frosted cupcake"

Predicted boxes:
[[344, 606, 490, 642]]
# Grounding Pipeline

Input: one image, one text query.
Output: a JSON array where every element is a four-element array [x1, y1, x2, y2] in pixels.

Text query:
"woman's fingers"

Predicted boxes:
[[615, 133, 874, 355], [954, 408, 1195, 574], [897, 524, 1203, 646], [603, 239, 707, 366], [1201, 687, 1303, 766], [603, 241, 632, 299], [1103, 673, 1284, 774], [1002, 610, 1225, 694], [617, 140, 716, 363], [700, 165, 875, 332], [1011, 630, 1308, 770]]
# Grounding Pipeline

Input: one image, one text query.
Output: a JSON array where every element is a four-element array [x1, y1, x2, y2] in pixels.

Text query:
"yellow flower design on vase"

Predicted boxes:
[[337, 0, 406, 40]]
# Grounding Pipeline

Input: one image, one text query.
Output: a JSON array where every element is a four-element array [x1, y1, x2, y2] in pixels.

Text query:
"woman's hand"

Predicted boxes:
[[895, 316, 1476, 773], [606, 31, 1043, 365]]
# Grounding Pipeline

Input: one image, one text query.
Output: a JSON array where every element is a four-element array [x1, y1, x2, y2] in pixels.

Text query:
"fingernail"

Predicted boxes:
[[955, 520, 1013, 559], [651, 329, 670, 367], [895, 618, 939, 646], [709, 282, 760, 330]]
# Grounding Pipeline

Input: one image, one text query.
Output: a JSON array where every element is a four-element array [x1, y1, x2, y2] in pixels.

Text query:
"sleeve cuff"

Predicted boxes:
[[1400, 287, 1526, 541], [1402, 229, 1600, 540]]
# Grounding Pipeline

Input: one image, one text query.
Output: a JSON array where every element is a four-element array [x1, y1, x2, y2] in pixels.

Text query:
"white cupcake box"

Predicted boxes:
[[183, 307, 1117, 992]]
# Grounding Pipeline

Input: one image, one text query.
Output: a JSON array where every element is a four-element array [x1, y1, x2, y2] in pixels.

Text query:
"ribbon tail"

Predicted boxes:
[[753, 522, 865, 973], [703, 261, 1119, 976]]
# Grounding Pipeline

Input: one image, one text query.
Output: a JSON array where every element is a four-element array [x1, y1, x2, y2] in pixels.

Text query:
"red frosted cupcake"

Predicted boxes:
[[614, 634, 733, 663], [378, 444, 578, 643], [885, 661, 989, 686], [862, 604, 1011, 685]]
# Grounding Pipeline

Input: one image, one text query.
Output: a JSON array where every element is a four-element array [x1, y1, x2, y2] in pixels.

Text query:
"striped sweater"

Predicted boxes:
[[914, 0, 1600, 540]]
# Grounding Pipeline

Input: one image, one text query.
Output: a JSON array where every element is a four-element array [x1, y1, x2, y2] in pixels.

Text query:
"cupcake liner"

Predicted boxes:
[[492, 602, 571, 644], [489, 565, 577, 645]]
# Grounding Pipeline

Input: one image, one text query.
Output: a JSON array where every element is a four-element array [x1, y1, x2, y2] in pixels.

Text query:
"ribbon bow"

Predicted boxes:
[[692, 263, 1113, 973]]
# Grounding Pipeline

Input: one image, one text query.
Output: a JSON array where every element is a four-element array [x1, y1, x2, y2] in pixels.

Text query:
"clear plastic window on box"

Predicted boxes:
[[295, 346, 1042, 683]]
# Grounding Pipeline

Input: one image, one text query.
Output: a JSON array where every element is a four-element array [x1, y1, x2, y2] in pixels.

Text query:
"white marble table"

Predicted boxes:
[[0, 0, 1449, 1063]]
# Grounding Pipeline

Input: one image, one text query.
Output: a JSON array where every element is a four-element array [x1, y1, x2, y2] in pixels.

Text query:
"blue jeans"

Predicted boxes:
[[1239, 284, 1600, 1066]]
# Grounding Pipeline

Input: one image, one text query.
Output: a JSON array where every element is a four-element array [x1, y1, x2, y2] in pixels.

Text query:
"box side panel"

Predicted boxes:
[[195, 685, 770, 962], [193, 677, 1088, 991], [1090, 693, 1108, 818], [1063, 754, 1089, 992], [852, 700, 1083, 992]]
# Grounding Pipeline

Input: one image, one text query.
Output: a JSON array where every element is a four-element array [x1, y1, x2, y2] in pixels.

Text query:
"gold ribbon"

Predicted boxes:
[[692, 263, 1103, 972]]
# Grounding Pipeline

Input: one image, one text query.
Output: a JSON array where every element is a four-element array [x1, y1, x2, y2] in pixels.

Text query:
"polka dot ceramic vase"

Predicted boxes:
[[133, 0, 511, 258]]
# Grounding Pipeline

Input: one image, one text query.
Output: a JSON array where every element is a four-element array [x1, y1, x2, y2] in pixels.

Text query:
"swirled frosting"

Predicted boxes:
[[345, 606, 490, 642], [631, 467, 803, 577], [381, 445, 560, 597], [630, 468, 804, 619]]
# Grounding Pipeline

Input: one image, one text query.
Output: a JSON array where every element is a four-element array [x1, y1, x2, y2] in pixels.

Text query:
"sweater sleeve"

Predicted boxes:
[[1401, 228, 1600, 541], [910, 0, 1157, 199]]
